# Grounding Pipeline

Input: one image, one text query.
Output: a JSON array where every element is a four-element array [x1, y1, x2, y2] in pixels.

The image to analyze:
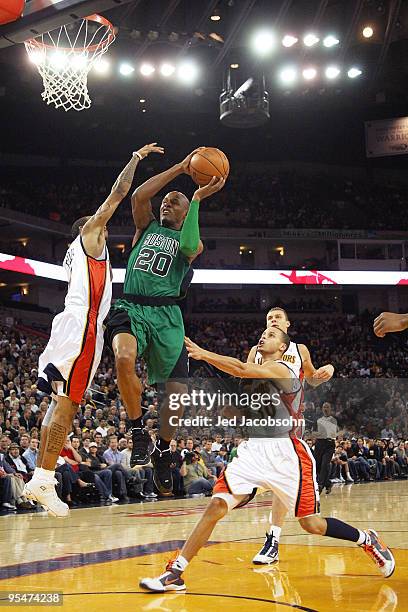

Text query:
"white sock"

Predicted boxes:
[[268, 525, 282, 540], [33, 467, 55, 482], [356, 530, 367, 546], [172, 555, 189, 572]]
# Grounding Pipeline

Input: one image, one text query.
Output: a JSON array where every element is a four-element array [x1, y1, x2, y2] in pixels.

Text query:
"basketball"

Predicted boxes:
[[189, 147, 230, 186]]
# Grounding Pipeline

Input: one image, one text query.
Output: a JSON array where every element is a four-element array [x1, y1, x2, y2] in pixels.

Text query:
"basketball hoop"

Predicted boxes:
[[24, 14, 115, 112]]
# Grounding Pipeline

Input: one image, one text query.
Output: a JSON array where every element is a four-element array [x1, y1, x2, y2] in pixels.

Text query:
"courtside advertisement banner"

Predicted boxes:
[[2, 252, 408, 285], [365, 116, 408, 158]]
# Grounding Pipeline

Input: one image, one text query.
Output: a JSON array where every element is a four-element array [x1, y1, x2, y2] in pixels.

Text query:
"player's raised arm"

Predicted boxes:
[[298, 344, 334, 387], [184, 337, 290, 380], [131, 148, 199, 245], [81, 143, 163, 256], [179, 176, 225, 262]]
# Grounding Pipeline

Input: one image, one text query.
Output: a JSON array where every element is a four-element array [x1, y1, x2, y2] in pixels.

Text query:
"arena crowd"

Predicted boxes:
[[1, 312, 408, 512], [1, 165, 408, 230]]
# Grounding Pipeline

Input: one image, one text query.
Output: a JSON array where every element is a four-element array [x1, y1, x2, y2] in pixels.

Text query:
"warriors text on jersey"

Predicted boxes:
[[256, 341, 303, 380], [38, 235, 111, 404]]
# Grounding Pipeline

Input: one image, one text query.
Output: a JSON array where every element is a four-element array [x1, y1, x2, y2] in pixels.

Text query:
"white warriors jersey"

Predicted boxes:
[[38, 235, 112, 405], [255, 341, 305, 436], [63, 234, 112, 322], [245, 360, 303, 438]]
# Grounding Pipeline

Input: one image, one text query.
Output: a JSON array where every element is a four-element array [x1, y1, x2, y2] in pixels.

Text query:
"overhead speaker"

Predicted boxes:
[[220, 68, 269, 128]]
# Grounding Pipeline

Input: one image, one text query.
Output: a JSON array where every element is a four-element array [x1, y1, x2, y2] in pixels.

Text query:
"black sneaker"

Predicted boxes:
[[252, 533, 279, 564], [150, 443, 173, 495], [130, 427, 151, 467]]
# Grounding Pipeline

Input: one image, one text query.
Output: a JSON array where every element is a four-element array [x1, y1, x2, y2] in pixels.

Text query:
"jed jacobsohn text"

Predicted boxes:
[[167, 415, 305, 428], [168, 390, 282, 412]]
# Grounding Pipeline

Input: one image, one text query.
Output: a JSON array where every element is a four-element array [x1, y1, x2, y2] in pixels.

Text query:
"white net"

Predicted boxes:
[[24, 14, 115, 112]]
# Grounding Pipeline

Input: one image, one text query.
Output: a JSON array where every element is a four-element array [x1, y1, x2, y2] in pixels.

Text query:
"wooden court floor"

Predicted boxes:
[[0, 481, 407, 611]]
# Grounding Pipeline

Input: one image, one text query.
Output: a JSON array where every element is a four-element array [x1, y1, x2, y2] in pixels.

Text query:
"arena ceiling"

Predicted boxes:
[[1, 0, 408, 164]]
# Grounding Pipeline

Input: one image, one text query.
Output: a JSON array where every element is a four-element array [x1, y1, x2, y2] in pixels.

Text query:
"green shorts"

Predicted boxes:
[[105, 298, 187, 385]]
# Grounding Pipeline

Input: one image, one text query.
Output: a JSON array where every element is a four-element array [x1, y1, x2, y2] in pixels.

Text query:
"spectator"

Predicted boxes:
[[228, 437, 243, 462], [5, 443, 32, 481], [211, 434, 223, 453], [19, 434, 31, 453], [344, 440, 368, 482], [19, 407, 36, 431], [0, 451, 32, 510], [83, 442, 118, 504], [102, 436, 130, 502], [120, 439, 157, 499], [380, 425, 396, 440], [169, 439, 184, 496], [23, 438, 39, 471], [181, 451, 215, 497], [314, 402, 339, 494], [181, 438, 194, 460], [215, 446, 228, 473], [395, 441, 408, 474], [59, 436, 96, 506], [200, 440, 218, 476], [0, 435, 11, 455], [94, 432, 107, 453]]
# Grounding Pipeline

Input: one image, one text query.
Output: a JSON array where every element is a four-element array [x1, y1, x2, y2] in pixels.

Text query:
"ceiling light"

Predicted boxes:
[[303, 33, 319, 47], [302, 67, 317, 80], [363, 26, 374, 38], [93, 58, 110, 74], [230, 63, 239, 69], [325, 65, 340, 79], [323, 35, 339, 48], [119, 63, 134, 76], [177, 61, 199, 84], [140, 63, 155, 76], [50, 51, 67, 70], [348, 67, 362, 78], [282, 35, 298, 48], [279, 66, 297, 84], [210, 9, 221, 21], [147, 30, 159, 41], [160, 63, 176, 77], [209, 32, 224, 43], [70, 54, 88, 71], [28, 50, 45, 65], [252, 30, 275, 55]]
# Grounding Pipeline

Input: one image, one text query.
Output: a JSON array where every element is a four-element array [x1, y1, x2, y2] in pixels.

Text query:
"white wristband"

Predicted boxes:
[[134, 151, 143, 160]]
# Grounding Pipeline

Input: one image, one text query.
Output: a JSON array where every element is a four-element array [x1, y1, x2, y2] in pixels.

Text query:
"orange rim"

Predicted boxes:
[[25, 14, 115, 54]]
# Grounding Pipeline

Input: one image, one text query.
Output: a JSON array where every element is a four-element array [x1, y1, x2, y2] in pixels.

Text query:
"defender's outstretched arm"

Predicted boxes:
[[81, 144, 163, 257]]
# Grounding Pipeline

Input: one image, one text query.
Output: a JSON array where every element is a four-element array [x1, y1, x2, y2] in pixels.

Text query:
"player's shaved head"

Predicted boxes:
[[179, 192, 189, 208], [167, 191, 189, 209], [160, 191, 190, 228], [71, 216, 91, 239]]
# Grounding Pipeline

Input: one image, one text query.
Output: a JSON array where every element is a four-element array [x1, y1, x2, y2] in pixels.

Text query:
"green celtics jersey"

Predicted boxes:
[[124, 219, 190, 297]]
